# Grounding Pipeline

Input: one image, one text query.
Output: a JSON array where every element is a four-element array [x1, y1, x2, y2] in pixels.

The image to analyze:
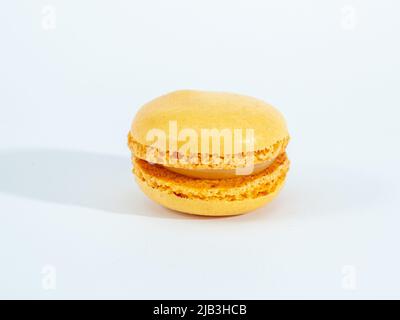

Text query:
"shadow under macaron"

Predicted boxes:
[[0, 148, 197, 220]]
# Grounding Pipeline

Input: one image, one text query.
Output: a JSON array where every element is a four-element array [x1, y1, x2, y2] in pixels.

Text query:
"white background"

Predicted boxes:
[[1, 0, 399, 299]]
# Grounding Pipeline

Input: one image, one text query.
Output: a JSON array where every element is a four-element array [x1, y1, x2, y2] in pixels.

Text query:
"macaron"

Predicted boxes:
[[128, 90, 290, 216]]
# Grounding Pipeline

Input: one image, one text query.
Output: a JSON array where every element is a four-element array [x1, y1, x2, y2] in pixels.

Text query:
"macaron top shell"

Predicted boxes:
[[129, 90, 289, 169]]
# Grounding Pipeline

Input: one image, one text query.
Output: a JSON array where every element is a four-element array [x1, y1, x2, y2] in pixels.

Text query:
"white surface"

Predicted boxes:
[[1, 0, 400, 299]]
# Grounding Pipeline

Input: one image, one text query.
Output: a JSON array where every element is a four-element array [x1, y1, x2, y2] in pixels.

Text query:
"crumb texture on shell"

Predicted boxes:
[[133, 153, 289, 202]]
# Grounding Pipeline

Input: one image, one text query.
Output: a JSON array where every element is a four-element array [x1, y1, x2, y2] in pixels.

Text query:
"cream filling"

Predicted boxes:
[[164, 158, 276, 179]]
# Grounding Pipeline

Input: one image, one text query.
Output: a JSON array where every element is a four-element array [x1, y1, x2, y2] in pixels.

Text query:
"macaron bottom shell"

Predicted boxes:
[[132, 154, 289, 216], [136, 175, 286, 216]]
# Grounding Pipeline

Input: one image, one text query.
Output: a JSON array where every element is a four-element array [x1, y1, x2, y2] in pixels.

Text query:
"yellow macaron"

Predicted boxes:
[[128, 90, 290, 216]]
